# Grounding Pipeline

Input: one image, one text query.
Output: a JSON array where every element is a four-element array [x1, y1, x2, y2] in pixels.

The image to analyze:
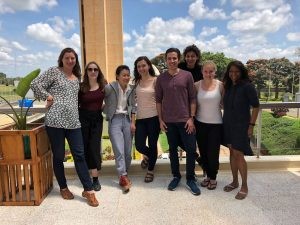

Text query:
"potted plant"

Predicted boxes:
[[0, 69, 40, 159], [0, 68, 40, 130], [0, 69, 53, 206]]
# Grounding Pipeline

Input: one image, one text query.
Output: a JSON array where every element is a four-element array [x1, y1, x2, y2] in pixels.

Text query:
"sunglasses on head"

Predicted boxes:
[[87, 68, 99, 72]]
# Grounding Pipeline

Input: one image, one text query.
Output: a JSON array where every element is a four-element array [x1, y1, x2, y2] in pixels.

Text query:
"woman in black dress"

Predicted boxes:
[[222, 60, 259, 200]]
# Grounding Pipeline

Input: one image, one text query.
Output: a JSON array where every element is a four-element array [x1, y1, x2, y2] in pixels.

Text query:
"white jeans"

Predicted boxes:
[[108, 114, 132, 176]]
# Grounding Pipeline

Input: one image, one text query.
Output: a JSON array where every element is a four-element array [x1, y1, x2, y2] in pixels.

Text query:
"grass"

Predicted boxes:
[[159, 132, 169, 152], [260, 111, 300, 155], [0, 84, 20, 102]]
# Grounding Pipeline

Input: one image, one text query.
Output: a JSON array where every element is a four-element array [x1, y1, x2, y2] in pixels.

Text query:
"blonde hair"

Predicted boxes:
[[202, 60, 217, 72]]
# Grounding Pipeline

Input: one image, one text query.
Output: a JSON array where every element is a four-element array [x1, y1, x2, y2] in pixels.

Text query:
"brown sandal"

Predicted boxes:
[[200, 178, 210, 187], [223, 183, 239, 192], [144, 172, 154, 183], [141, 159, 148, 169], [235, 191, 248, 200], [207, 181, 217, 190]]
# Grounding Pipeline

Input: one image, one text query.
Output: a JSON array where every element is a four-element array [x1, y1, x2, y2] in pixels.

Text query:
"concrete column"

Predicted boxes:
[[78, 0, 123, 82]]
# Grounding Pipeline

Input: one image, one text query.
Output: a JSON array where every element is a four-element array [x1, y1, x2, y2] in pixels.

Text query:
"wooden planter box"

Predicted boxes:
[[0, 124, 53, 206]]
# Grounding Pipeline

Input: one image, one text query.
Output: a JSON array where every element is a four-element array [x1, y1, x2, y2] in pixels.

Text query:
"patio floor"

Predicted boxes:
[[0, 169, 299, 225]]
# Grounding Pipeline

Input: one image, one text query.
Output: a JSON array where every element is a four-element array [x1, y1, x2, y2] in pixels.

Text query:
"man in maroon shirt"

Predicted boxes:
[[155, 48, 200, 196]]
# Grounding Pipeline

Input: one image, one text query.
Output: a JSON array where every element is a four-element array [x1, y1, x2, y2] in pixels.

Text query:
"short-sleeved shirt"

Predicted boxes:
[[155, 69, 196, 123], [223, 81, 259, 155], [30, 66, 81, 129]]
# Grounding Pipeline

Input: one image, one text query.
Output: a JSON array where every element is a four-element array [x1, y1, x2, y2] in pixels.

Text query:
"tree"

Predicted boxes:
[[201, 52, 234, 80], [246, 59, 269, 99], [267, 58, 295, 99], [0, 72, 6, 79], [151, 51, 234, 79], [151, 53, 167, 73]]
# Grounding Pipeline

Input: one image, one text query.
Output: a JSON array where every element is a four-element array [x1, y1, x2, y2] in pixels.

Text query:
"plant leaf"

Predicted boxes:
[[15, 68, 41, 98]]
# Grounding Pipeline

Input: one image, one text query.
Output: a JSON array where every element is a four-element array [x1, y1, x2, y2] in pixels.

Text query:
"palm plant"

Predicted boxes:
[[0, 69, 41, 130]]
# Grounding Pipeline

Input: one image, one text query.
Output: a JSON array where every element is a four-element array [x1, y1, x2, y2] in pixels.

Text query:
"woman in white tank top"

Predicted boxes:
[[194, 60, 223, 190]]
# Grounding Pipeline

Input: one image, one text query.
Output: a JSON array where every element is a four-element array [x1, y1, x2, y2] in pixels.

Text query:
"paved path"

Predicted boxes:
[[1, 171, 299, 225]]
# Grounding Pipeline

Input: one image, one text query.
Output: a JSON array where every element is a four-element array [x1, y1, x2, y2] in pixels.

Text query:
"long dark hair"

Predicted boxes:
[[133, 56, 156, 84], [57, 47, 81, 79], [223, 60, 250, 90], [80, 61, 107, 93]]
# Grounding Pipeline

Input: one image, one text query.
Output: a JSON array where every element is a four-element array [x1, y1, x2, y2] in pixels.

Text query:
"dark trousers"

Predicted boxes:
[[135, 116, 160, 171], [195, 120, 222, 180], [80, 110, 103, 170], [165, 122, 196, 180], [46, 126, 93, 191]]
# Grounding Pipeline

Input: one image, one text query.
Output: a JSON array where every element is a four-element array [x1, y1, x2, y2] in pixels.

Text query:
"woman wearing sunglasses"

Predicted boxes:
[[79, 61, 107, 192]]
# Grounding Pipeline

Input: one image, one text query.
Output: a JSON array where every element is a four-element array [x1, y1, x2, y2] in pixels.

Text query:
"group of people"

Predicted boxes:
[[30, 44, 259, 207]]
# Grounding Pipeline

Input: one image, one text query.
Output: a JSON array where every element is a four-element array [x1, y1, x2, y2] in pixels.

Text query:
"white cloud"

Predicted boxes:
[[146, 17, 194, 35], [26, 23, 65, 48], [26, 22, 80, 50], [69, 33, 81, 51], [199, 26, 218, 37], [286, 32, 300, 42], [12, 41, 27, 51], [0, 1, 14, 13], [228, 4, 292, 35], [123, 32, 131, 42], [48, 16, 76, 33], [232, 0, 284, 10], [202, 35, 230, 52], [0, 36, 9, 47], [189, 0, 227, 20], [124, 17, 196, 71], [0, 0, 57, 13]]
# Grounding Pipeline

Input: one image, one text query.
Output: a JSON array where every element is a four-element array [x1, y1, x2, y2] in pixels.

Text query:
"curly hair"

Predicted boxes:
[[183, 44, 201, 65]]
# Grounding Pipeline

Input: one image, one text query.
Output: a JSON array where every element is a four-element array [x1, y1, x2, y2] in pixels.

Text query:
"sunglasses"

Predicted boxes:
[[87, 68, 99, 72]]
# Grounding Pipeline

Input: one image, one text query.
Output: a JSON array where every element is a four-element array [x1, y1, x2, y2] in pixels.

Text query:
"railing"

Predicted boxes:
[[1, 102, 299, 158]]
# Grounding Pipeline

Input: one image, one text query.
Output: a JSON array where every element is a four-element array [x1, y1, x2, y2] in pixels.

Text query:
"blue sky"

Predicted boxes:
[[0, 0, 299, 77]]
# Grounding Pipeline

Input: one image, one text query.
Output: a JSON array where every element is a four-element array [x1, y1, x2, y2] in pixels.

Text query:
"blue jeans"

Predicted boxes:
[[46, 126, 93, 191], [135, 116, 160, 171], [108, 114, 132, 176], [165, 122, 196, 180]]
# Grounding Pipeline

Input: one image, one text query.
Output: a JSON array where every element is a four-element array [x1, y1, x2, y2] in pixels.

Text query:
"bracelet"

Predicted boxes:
[[249, 123, 255, 126]]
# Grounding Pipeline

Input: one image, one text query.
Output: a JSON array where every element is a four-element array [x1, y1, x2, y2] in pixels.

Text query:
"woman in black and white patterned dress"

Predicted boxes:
[[31, 47, 99, 207]]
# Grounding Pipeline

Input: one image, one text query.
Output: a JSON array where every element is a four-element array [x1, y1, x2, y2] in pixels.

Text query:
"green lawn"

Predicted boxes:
[[260, 111, 300, 155]]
